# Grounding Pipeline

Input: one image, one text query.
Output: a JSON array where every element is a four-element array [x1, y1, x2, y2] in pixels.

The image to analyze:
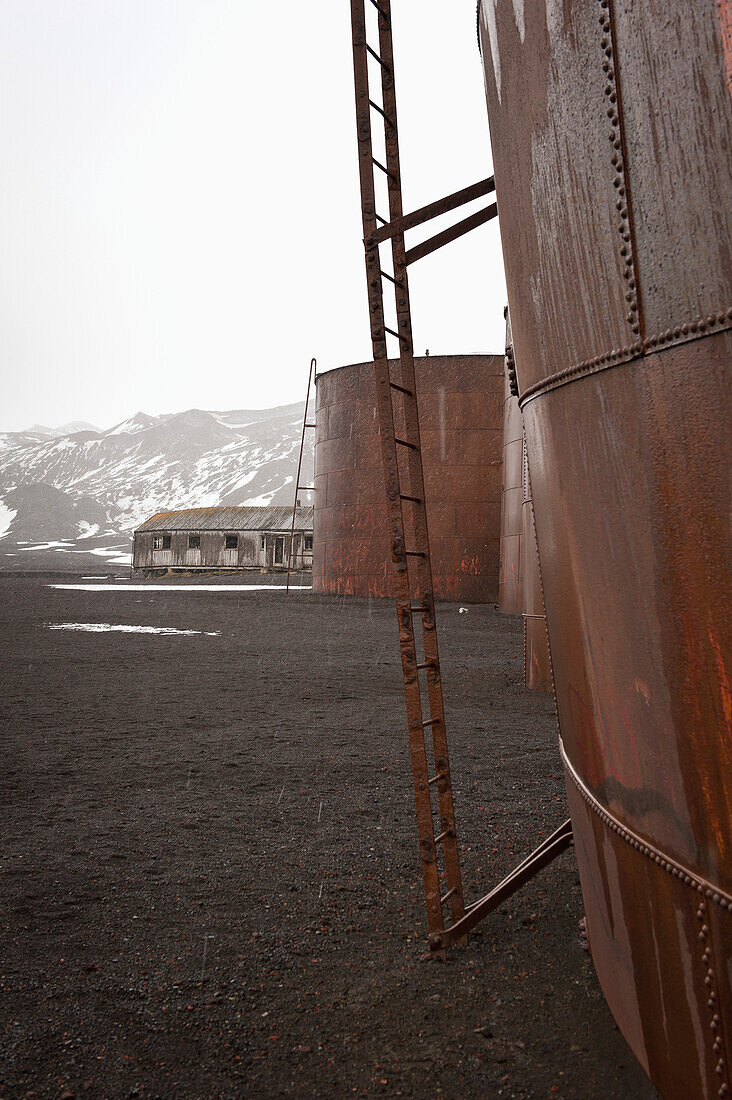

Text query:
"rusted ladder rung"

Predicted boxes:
[[434, 828, 454, 843], [372, 156, 397, 181], [416, 660, 435, 670], [422, 717, 439, 728], [384, 325, 407, 343], [440, 887, 457, 905], [380, 270, 404, 289], [368, 0, 390, 20], [389, 380, 412, 395], [400, 494, 422, 503], [366, 43, 390, 69], [405, 549, 426, 557], [395, 437, 417, 449], [375, 213, 388, 226], [369, 98, 394, 126], [428, 772, 445, 786]]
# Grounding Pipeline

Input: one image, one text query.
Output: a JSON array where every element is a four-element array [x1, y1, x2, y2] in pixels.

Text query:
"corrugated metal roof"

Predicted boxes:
[[136, 506, 314, 533]]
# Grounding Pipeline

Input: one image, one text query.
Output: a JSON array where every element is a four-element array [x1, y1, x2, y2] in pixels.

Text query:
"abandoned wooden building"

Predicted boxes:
[[132, 506, 314, 573]]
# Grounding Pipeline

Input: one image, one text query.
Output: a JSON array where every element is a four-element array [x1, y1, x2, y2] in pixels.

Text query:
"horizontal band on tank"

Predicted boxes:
[[559, 738, 732, 911], [519, 308, 732, 407], [315, 353, 502, 380]]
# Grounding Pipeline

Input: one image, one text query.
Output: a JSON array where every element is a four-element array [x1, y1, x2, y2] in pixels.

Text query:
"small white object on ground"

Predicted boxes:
[[459, 606, 469, 614]]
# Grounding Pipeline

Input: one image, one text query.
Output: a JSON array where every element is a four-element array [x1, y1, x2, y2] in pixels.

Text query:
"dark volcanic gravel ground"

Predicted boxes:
[[0, 574, 658, 1100]]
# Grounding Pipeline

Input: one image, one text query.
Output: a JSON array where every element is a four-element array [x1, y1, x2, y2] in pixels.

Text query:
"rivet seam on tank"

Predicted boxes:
[[517, 0, 732, 408], [522, 608, 528, 678], [518, 308, 732, 408], [696, 899, 731, 1096], [599, 0, 644, 344], [505, 344, 519, 398], [559, 738, 732, 913], [523, 443, 558, 706]]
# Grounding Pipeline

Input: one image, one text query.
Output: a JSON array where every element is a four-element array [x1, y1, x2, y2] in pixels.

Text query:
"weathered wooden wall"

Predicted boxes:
[[132, 530, 312, 572]]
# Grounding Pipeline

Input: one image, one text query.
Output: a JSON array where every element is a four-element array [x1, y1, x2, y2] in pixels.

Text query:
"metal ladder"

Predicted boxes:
[[350, 0, 572, 954], [351, 0, 470, 948], [286, 357, 317, 594]]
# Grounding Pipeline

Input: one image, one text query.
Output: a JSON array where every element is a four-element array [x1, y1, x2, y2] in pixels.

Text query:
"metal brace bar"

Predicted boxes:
[[366, 175, 495, 248], [405, 202, 498, 266], [430, 820, 574, 949]]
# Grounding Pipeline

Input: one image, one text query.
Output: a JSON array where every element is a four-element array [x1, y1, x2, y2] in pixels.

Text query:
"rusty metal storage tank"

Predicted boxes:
[[498, 315, 524, 615], [479, 1, 732, 1096], [313, 354, 503, 601]]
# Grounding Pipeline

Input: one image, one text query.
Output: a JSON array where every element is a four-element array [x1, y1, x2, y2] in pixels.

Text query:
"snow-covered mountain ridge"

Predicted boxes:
[[0, 403, 313, 571]]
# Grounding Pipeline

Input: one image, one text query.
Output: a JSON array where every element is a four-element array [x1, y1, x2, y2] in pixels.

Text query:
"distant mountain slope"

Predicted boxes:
[[0, 403, 314, 571], [1, 483, 108, 543]]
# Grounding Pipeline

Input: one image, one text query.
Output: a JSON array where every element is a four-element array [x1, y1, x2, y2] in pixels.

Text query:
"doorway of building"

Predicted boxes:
[[274, 536, 285, 565]]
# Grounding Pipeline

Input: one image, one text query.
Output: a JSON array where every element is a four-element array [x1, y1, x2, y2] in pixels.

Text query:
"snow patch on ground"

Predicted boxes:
[[49, 584, 312, 592], [10, 540, 132, 564], [47, 622, 220, 636], [87, 547, 132, 564], [77, 522, 100, 539], [0, 500, 18, 539], [18, 541, 74, 551]]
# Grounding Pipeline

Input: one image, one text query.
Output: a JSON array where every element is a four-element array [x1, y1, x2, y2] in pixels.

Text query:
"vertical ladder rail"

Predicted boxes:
[[286, 357, 316, 593], [351, 0, 465, 945]]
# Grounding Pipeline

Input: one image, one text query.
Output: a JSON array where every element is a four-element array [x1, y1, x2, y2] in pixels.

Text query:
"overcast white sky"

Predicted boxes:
[[0, 1, 506, 432]]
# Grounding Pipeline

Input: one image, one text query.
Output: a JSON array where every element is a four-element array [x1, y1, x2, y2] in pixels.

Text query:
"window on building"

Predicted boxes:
[[304, 534, 313, 551], [261, 537, 266, 550], [153, 534, 171, 550], [188, 535, 200, 549], [225, 534, 238, 550]]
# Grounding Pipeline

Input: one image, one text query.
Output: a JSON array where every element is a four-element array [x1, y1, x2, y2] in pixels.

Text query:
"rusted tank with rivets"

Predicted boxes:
[[521, 436, 552, 693], [499, 314, 524, 615], [479, 0, 732, 1095], [313, 354, 504, 601]]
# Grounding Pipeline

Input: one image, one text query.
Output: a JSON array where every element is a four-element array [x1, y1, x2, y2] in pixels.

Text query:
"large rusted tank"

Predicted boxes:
[[498, 317, 524, 615], [313, 354, 503, 600], [479, 2, 732, 1096]]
